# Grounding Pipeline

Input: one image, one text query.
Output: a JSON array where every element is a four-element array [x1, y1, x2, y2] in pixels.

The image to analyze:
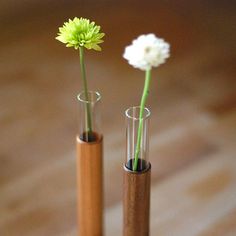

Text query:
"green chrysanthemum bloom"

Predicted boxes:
[[56, 17, 105, 51]]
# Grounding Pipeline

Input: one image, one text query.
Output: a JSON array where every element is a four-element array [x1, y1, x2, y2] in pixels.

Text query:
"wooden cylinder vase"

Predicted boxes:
[[123, 163, 151, 236], [76, 136, 103, 236]]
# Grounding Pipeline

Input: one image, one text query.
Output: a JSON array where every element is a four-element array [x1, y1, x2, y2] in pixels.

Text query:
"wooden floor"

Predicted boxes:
[[0, 1, 236, 235]]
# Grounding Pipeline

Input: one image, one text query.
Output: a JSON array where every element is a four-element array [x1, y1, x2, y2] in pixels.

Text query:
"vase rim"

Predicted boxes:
[[123, 162, 151, 174], [125, 106, 151, 121], [77, 90, 101, 104]]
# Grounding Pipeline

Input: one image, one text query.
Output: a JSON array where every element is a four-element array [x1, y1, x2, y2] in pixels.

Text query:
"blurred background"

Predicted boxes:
[[0, 0, 236, 235]]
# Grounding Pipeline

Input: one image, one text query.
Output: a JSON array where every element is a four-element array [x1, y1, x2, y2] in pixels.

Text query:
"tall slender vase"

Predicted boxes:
[[123, 106, 151, 236], [76, 91, 103, 236]]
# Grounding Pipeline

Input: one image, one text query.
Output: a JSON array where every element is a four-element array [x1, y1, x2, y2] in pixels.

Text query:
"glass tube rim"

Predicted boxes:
[[125, 106, 151, 121], [77, 90, 101, 104]]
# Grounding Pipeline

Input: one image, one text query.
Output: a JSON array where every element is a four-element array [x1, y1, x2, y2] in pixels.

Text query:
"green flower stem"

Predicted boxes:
[[79, 47, 92, 133], [133, 69, 152, 171]]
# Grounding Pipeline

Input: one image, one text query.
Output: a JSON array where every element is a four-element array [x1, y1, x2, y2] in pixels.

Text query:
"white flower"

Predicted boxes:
[[123, 33, 170, 71]]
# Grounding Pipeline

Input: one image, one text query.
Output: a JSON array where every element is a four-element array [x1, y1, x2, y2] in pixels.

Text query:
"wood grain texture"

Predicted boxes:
[[76, 136, 103, 236], [123, 164, 151, 236]]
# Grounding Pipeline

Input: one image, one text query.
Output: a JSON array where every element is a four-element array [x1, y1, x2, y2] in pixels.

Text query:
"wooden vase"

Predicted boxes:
[[123, 163, 151, 236], [76, 135, 103, 236]]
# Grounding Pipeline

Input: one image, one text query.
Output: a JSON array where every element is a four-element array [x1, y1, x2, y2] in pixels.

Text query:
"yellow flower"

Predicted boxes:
[[56, 17, 105, 51]]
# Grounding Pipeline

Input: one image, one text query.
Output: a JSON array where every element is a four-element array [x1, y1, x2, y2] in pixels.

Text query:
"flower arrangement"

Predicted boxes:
[[56, 17, 105, 139], [123, 33, 170, 171]]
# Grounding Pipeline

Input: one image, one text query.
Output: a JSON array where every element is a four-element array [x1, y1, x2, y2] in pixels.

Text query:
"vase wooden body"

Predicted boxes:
[[123, 163, 151, 236], [76, 136, 103, 236]]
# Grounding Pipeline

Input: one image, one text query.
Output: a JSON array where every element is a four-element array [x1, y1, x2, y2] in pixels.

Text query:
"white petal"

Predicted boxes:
[[123, 34, 170, 70]]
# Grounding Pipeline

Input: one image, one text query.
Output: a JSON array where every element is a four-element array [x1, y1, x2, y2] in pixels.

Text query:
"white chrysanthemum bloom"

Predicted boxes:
[[123, 34, 170, 71]]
